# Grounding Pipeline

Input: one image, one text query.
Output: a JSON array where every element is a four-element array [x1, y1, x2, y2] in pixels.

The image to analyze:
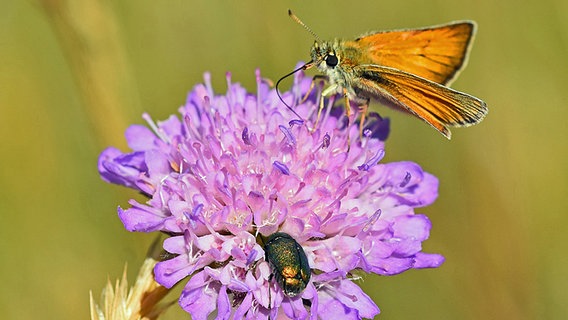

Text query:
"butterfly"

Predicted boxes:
[[279, 10, 488, 139]]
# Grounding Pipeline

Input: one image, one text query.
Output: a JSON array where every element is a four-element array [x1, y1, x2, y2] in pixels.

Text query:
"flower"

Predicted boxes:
[[98, 66, 444, 320]]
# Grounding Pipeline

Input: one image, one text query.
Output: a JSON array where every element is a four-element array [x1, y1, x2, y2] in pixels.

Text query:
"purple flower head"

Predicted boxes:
[[98, 66, 444, 319]]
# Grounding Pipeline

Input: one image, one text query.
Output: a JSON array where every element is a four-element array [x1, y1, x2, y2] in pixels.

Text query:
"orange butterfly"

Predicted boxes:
[[284, 10, 488, 139]]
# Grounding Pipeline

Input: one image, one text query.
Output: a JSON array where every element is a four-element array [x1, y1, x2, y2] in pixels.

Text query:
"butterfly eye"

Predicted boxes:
[[325, 54, 338, 67]]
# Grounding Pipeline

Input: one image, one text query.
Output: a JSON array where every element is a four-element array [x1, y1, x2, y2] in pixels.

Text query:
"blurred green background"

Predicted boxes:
[[1, 0, 567, 319]]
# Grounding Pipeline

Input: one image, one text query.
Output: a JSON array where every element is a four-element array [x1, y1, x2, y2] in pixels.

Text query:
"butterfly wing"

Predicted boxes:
[[352, 65, 487, 138], [349, 22, 475, 85]]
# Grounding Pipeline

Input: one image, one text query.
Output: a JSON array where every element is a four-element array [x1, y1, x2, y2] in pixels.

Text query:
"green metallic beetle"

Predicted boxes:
[[264, 232, 311, 297]]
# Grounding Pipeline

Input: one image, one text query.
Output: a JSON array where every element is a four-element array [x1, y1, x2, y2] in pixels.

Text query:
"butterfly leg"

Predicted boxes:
[[319, 85, 352, 148], [300, 75, 328, 104], [308, 76, 331, 132], [358, 98, 370, 139], [315, 83, 338, 130]]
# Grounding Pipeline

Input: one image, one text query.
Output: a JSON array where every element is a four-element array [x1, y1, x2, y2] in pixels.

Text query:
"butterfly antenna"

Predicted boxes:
[[288, 9, 321, 42], [275, 62, 312, 120]]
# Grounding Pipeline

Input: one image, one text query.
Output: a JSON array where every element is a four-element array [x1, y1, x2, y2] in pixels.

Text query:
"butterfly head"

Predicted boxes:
[[310, 41, 340, 70], [309, 40, 356, 96]]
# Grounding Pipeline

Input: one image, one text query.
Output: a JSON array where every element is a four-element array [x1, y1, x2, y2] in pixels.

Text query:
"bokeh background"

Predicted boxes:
[[2, 0, 567, 319]]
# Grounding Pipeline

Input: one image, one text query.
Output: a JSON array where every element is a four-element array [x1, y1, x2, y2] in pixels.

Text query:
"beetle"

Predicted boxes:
[[263, 232, 311, 297]]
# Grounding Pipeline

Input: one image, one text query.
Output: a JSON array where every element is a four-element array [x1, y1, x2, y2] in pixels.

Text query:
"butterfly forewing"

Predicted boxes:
[[353, 65, 487, 138], [350, 22, 475, 85]]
